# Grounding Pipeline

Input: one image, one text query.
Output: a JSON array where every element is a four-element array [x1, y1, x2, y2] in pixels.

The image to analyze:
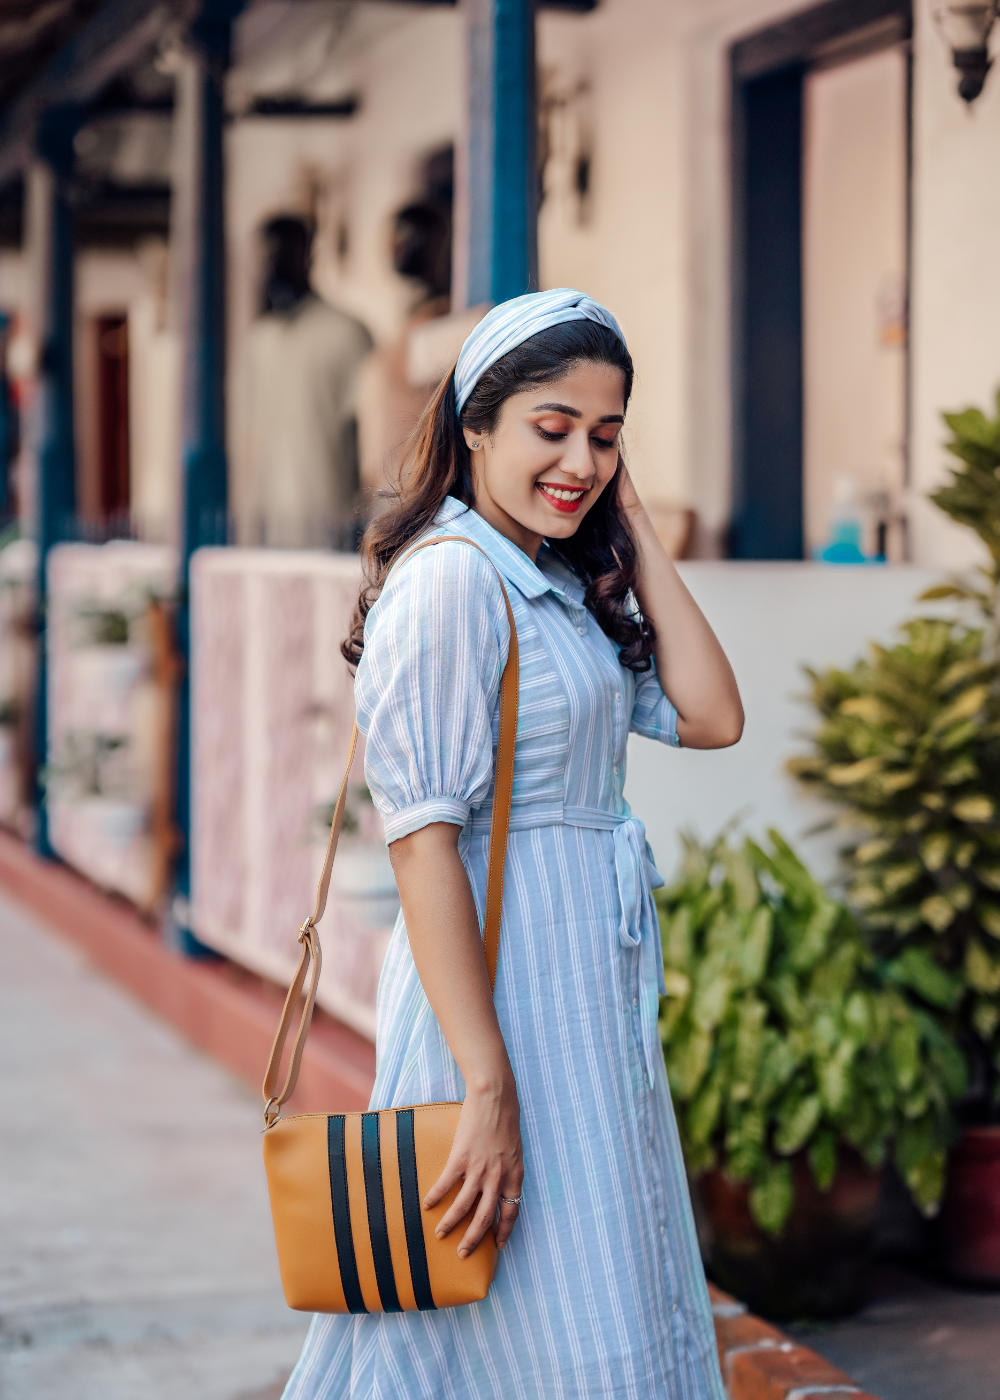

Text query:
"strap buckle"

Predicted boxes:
[[263, 1096, 281, 1130], [298, 917, 315, 945]]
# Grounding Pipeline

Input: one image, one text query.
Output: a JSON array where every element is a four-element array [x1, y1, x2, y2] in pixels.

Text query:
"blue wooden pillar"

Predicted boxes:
[[172, 1, 243, 948], [460, 0, 538, 307], [33, 105, 81, 856]]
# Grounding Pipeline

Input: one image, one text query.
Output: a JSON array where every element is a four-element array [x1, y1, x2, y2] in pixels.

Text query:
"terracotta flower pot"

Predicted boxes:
[[692, 1149, 883, 1320], [941, 1126, 1000, 1285]]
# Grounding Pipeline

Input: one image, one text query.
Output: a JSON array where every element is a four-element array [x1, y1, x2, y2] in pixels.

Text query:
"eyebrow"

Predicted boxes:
[[531, 402, 625, 424]]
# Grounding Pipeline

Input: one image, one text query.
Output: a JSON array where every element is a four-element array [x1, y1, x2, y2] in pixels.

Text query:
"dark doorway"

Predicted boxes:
[[729, 0, 912, 560], [96, 314, 129, 520]]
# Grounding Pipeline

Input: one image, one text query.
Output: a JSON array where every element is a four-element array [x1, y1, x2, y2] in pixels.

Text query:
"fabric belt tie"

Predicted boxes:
[[564, 805, 665, 1087], [468, 801, 665, 1087]]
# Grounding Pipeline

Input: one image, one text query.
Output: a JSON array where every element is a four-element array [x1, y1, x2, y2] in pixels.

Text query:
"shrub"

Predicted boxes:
[[790, 393, 1000, 1121], [657, 830, 964, 1235]]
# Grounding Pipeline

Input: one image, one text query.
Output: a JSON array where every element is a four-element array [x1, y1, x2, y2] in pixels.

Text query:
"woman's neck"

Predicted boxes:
[[470, 496, 543, 562]]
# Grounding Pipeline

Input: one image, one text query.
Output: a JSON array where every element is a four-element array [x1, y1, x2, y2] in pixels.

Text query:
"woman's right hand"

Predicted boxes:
[[422, 1067, 524, 1256]]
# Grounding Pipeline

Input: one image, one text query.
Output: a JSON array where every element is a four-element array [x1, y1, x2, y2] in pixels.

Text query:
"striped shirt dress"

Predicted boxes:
[[282, 496, 726, 1400]]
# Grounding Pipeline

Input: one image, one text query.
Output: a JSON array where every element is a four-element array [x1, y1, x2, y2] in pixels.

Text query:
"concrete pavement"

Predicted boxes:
[[0, 891, 308, 1400]]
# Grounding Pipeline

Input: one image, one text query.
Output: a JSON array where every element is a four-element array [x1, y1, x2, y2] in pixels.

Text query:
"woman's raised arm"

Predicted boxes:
[[620, 471, 744, 751]]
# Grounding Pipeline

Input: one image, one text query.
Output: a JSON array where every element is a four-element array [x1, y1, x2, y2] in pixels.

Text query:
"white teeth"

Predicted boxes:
[[540, 485, 583, 502]]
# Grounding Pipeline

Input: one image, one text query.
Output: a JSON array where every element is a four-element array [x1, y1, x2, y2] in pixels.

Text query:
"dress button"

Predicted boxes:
[[577, 625, 586, 636], [632, 996, 638, 1007], [660, 1225, 665, 1237], [673, 1303, 678, 1314], [613, 765, 619, 777]]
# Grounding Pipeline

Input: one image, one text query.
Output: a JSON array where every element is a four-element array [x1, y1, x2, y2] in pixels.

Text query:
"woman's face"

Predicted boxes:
[[463, 360, 626, 559]]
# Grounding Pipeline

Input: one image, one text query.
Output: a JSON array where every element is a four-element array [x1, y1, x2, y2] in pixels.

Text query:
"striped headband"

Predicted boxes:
[[453, 287, 627, 414]]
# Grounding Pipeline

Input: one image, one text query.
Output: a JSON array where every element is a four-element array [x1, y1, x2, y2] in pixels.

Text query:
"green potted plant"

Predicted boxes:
[[657, 829, 963, 1318], [789, 393, 1000, 1283]]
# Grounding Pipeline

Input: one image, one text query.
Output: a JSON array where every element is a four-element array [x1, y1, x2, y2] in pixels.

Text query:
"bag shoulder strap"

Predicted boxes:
[[263, 534, 519, 1125]]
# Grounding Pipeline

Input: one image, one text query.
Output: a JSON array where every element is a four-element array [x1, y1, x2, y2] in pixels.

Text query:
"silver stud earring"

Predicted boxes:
[[471, 440, 480, 450]]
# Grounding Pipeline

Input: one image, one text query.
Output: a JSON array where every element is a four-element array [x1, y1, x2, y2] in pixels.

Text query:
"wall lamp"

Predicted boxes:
[[934, 2, 998, 103]]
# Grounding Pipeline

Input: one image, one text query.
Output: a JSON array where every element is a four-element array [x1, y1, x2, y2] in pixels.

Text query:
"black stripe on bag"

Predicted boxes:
[[327, 1115, 367, 1314], [396, 1109, 436, 1310], [361, 1113, 402, 1312]]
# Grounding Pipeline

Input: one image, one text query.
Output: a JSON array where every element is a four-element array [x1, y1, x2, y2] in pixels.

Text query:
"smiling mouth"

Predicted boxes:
[[536, 482, 588, 513]]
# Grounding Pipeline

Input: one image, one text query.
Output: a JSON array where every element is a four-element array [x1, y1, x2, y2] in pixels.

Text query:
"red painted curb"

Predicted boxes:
[[707, 1283, 880, 1400], [0, 829, 376, 1113]]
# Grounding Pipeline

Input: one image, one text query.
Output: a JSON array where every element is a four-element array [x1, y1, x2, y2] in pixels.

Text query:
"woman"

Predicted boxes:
[[284, 289, 743, 1399]]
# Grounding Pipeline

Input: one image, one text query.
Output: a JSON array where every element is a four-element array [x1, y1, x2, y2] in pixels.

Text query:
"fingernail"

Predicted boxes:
[[458, 1248, 468, 1259], [498, 1241, 505, 1251], [435, 1230, 444, 1240]]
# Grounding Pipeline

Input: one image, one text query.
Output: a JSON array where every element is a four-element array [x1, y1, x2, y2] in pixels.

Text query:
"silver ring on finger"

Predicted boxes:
[[499, 1194, 522, 1206]]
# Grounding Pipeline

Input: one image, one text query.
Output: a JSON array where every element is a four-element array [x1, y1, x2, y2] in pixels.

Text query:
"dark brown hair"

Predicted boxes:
[[342, 318, 655, 670]]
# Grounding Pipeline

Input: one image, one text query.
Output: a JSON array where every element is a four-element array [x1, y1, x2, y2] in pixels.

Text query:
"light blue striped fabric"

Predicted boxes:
[[283, 498, 726, 1400], [454, 288, 627, 413]]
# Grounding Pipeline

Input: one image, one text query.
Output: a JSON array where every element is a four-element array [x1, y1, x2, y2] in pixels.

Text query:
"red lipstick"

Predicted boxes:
[[536, 482, 587, 514]]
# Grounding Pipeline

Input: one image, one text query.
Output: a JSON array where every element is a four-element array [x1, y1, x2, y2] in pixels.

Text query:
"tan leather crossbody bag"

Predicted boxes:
[[261, 536, 518, 1314]]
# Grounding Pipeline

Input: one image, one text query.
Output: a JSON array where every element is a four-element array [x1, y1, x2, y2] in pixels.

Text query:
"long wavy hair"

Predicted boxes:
[[342, 318, 655, 670]]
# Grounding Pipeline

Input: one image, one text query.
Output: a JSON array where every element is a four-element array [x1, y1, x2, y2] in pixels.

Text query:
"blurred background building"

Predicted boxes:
[[0, 0, 996, 1014]]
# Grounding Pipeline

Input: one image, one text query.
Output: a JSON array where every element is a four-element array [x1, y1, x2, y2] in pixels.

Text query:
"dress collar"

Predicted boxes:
[[434, 496, 573, 603]]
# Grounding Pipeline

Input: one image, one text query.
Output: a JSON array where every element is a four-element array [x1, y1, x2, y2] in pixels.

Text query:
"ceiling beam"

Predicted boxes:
[[0, 0, 183, 185]]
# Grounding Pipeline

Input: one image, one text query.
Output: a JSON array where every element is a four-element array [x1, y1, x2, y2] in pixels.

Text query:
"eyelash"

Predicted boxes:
[[536, 427, 618, 449]]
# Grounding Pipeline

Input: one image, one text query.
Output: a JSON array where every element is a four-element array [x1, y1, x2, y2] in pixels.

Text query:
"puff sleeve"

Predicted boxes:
[[354, 540, 511, 844], [629, 659, 681, 747]]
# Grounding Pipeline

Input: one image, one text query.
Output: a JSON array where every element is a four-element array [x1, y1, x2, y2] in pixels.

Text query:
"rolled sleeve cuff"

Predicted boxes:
[[662, 700, 681, 747], [382, 796, 472, 844], [632, 694, 681, 747]]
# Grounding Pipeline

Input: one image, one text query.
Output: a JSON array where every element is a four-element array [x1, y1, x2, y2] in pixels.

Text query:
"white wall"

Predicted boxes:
[[624, 561, 942, 880]]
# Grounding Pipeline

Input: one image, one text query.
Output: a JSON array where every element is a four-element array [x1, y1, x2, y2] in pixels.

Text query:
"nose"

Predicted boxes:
[[561, 425, 597, 482]]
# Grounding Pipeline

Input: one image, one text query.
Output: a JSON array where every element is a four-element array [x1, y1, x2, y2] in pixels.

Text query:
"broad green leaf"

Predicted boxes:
[[774, 1093, 821, 1155], [978, 868, 1000, 893], [808, 1130, 838, 1191], [882, 862, 922, 896], [692, 966, 734, 1031], [662, 968, 691, 1000], [973, 999, 1000, 1041], [686, 1076, 724, 1146], [739, 905, 773, 986], [954, 794, 995, 824], [977, 902, 1000, 940], [920, 894, 956, 932], [731, 997, 767, 1100], [817, 756, 879, 789], [788, 899, 840, 972], [725, 1108, 766, 1180], [843, 990, 872, 1044], [819, 1041, 855, 1114], [890, 946, 963, 1010], [932, 684, 989, 732], [724, 845, 760, 913], [755, 1032, 801, 1104], [662, 905, 693, 970], [920, 832, 950, 872], [966, 939, 1000, 995], [891, 1019, 920, 1092], [840, 696, 886, 723], [749, 1160, 793, 1236], [856, 837, 893, 864], [665, 1026, 712, 1098], [904, 1148, 946, 1217]]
